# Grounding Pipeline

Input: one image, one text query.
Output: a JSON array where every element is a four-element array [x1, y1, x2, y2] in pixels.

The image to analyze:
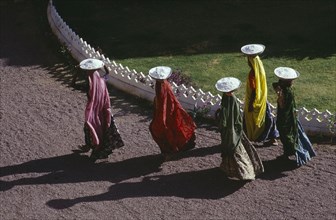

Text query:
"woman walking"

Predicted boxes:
[[241, 44, 279, 145], [216, 77, 264, 180], [149, 66, 196, 160], [272, 67, 316, 166], [78, 58, 124, 161]]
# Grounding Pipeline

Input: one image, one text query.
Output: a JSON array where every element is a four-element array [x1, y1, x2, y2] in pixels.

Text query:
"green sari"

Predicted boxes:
[[219, 94, 242, 155], [218, 93, 264, 180], [275, 82, 299, 156]]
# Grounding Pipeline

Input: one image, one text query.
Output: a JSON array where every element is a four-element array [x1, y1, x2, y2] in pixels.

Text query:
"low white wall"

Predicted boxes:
[[47, 0, 335, 137]]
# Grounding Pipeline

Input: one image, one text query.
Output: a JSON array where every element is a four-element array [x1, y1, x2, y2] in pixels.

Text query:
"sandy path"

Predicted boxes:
[[0, 1, 335, 219]]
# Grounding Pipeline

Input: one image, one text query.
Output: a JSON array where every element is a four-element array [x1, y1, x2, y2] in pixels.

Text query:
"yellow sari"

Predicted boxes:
[[244, 56, 267, 141]]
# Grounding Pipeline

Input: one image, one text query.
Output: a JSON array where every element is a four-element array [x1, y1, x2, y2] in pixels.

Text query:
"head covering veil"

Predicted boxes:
[[244, 55, 267, 140]]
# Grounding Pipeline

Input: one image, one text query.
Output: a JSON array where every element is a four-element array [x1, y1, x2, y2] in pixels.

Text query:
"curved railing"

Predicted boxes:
[[47, 0, 335, 137]]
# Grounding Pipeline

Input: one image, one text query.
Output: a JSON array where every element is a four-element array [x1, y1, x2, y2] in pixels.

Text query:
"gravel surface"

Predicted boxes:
[[0, 1, 335, 220]]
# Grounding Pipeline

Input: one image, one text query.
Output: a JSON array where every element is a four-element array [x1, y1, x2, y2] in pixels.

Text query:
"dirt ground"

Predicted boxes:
[[0, 1, 335, 220]]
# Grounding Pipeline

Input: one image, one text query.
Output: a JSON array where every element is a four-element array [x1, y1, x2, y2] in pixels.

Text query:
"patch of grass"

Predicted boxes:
[[118, 54, 336, 111], [54, 0, 336, 111]]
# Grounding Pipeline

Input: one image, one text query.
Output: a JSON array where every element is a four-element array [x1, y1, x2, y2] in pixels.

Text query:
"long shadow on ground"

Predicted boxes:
[[46, 167, 247, 209], [0, 144, 221, 193], [0, 145, 305, 209], [0, 152, 161, 192]]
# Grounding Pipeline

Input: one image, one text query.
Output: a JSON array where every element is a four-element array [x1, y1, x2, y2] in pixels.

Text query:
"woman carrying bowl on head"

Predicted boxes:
[[148, 66, 196, 161], [241, 44, 279, 146], [272, 67, 316, 166], [215, 77, 264, 180], [78, 58, 124, 161]]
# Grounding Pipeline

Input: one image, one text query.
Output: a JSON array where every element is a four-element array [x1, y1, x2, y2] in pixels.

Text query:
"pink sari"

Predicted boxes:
[[85, 71, 111, 147]]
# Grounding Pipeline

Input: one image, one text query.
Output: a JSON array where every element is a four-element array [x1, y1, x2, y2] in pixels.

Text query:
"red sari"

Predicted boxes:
[[149, 80, 196, 154]]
